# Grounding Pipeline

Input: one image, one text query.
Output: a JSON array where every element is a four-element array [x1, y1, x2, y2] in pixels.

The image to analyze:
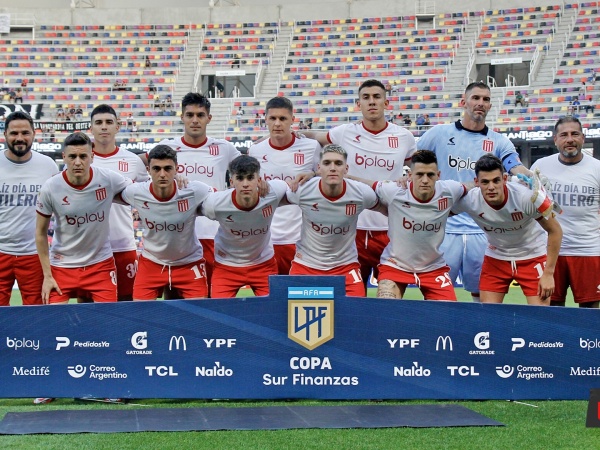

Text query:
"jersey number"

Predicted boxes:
[[191, 263, 206, 280], [349, 268, 363, 284], [126, 261, 138, 279], [435, 273, 453, 288], [533, 262, 546, 279]]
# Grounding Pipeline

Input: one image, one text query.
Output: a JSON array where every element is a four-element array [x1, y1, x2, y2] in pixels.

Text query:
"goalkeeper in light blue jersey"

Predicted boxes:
[[416, 81, 535, 301]]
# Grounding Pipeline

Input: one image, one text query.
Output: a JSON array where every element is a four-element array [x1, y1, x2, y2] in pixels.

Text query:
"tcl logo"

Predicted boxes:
[[145, 366, 178, 376], [447, 366, 479, 376]]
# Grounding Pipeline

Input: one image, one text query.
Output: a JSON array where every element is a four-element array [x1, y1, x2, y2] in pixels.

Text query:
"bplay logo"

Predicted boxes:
[[6, 337, 39, 351], [580, 338, 600, 351]]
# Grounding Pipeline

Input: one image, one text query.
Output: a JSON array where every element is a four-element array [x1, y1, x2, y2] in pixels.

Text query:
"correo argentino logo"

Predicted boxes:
[[288, 287, 334, 351]]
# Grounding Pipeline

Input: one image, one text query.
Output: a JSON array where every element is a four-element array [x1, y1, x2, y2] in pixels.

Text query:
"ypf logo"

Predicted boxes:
[[131, 332, 148, 350], [67, 365, 87, 378]]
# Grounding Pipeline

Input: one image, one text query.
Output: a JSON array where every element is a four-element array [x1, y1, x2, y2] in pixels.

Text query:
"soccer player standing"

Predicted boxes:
[[286, 144, 381, 297], [249, 96, 320, 275], [0, 111, 58, 306], [417, 81, 534, 301], [201, 155, 289, 297], [303, 79, 416, 287], [90, 104, 148, 301], [156, 93, 240, 295], [35, 132, 131, 304], [531, 117, 600, 308], [451, 155, 562, 305], [366, 150, 467, 300], [120, 145, 213, 300]]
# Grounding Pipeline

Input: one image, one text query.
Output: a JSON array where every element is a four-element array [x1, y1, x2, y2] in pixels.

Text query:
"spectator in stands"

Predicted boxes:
[[145, 55, 151, 69], [127, 113, 134, 131], [515, 91, 525, 107], [113, 79, 121, 91], [68, 106, 76, 121], [298, 119, 307, 130], [165, 95, 173, 111], [234, 106, 244, 127], [154, 95, 161, 109], [14, 88, 23, 104], [403, 115, 412, 127], [583, 96, 595, 114], [579, 81, 587, 99], [231, 54, 241, 69], [1, 80, 8, 95], [423, 114, 431, 128], [148, 80, 157, 94], [416, 114, 425, 130], [131, 122, 138, 138], [216, 81, 225, 98], [567, 101, 574, 116], [20, 79, 28, 94], [75, 106, 83, 121], [523, 93, 530, 107], [384, 82, 392, 95], [8, 89, 16, 103], [572, 97, 581, 113]]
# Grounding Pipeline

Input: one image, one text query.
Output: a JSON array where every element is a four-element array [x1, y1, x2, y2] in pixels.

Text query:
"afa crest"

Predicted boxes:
[[288, 296, 334, 351]]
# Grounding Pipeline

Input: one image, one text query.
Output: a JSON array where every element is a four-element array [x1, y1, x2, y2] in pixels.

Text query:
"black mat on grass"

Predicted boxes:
[[0, 404, 504, 434]]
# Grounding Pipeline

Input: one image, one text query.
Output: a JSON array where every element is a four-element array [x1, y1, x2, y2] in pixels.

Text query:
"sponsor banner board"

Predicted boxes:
[[0, 276, 598, 400]]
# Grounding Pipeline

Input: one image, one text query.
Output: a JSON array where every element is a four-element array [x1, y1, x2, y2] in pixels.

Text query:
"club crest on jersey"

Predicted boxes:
[[482, 140, 494, 152], [209, 145, 219, 156], [178, 199, 190, 212], [95, 187, 107, 201], [438, 197, 448, 210], [294, 153, 304, 165], [262, 205, 273, 218], [346, 203, 357, 215], [118, 160, 129, 172], [388, 136, 399, 148], [511, 211, 523, 221]]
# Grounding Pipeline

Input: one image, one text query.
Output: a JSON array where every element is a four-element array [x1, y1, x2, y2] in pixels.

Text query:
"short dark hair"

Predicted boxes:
[[5, 111, 34, 131], [181, 92, 211, 113], [554, 116, 582, 135], [320, 143, 347, 161], [358, 79, 386, 96], [148, 144, 177, 165], [464, 81, 490, 97], [410, 150, 438, 167], [229, 155, 261, 178], [475, 154, 504, 176], [63, 131, 92, 149], [90, 104, 118, 121], [265, 96, 294, 115]]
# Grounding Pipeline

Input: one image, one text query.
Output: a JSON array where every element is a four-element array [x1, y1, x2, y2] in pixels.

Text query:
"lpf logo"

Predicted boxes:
[[288, 287, 334, 350]]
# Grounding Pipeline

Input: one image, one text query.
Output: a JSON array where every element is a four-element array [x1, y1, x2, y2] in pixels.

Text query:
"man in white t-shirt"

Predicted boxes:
[[120, 145, 212, 300], [201, 155, 289, 297], [35, 132, 131, 304], [287, 144, 380, 297], [303, 79, 416, 288], [451, 154, 562, 305], [249, 96, 320, 275], [0, 111, 58, 306], [154, 92, 240, 296], [531, 117, 600, 308], [360, 150, 467, 300], [89, 104, 148, 301]]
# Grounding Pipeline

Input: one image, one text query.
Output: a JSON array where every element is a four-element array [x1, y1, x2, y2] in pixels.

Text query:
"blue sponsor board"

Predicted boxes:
[[0, 276, 599, 400]]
